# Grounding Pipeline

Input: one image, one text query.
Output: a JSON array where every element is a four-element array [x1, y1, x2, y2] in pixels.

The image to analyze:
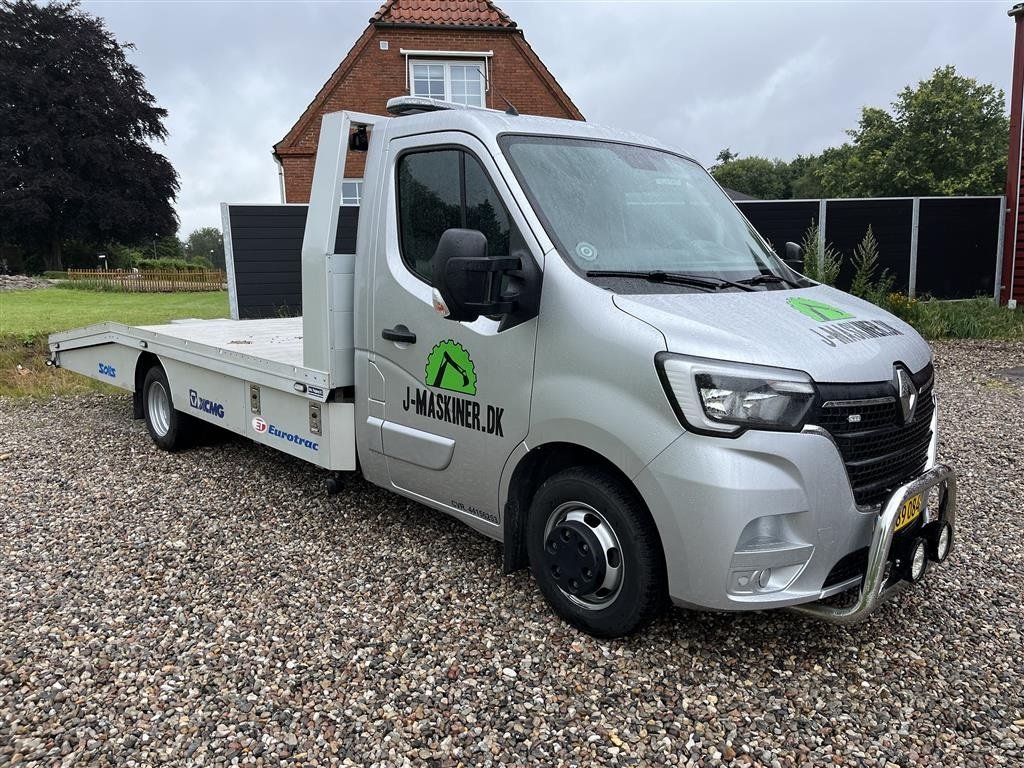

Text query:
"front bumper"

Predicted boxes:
[[788, 463, 956, 624], [634, 407, 956, 619]]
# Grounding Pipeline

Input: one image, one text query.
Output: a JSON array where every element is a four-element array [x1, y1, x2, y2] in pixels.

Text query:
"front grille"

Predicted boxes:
[[823, 546, 868, 588], [811, 367, 935, 507], [822, 518, 924, 590]]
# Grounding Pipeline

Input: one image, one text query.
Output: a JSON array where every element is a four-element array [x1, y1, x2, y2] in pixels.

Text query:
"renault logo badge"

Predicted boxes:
[[894, 366, 918, 424]]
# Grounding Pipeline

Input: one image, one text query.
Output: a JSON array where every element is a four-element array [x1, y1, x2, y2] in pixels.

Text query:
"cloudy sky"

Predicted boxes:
[[85, 0, 1014, 237]]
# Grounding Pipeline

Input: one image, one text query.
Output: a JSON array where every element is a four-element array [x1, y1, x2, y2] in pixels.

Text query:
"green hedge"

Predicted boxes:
[[134, 257, 214, 272], [882, 295, 1024, 340]]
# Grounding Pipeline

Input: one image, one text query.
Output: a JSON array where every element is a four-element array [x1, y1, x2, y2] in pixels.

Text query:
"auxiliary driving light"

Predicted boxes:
[[909, 538, 929, 583], [931, 522, 953, 563]]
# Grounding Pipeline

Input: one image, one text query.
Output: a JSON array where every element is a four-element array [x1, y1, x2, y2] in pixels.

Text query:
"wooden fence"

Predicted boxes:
[[67, 269, 226, 292]]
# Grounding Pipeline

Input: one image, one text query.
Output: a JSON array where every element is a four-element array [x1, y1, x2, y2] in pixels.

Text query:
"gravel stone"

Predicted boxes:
[[0, 339, 1022, 765], [0, 274, 56, 291]]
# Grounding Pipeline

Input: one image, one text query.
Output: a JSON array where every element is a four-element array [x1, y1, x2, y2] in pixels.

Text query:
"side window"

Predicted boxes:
[[398, 150, 462, 281], [398, 148, 516, 283], [464, 154, 512, 258]]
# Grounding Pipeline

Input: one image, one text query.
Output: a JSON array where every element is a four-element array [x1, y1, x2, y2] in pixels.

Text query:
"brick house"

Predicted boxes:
[[272, 0, 584, 204]]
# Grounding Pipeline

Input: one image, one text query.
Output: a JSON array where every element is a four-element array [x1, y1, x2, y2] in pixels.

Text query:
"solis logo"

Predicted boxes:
[[252, 416, 268, 433], [98, 363, 116, 378], [189, 389, 225, 418]]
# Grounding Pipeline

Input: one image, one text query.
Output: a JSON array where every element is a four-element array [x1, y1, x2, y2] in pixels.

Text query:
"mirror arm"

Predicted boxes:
[[444, 255, 522, 317], [451, 256, 521, 274]]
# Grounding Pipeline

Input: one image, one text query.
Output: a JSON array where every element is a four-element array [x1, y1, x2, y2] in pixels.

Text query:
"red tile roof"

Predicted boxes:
[[371, 0, 516, 28]]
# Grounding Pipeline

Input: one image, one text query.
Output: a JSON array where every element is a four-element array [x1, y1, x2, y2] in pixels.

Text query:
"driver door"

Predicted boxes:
[[370, 132, 542, 527]]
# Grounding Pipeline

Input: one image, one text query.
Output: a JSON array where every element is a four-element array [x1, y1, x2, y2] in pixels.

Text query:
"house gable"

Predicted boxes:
[[273, 0, 583, 201]]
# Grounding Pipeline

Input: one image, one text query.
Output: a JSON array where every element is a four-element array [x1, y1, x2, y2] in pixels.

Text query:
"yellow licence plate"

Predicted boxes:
[[894, 493, 922, 532]]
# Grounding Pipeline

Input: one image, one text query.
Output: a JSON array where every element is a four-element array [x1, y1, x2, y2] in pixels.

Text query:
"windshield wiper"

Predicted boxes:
[[738, 273, 800, 288], [586, 270, 755, 292]]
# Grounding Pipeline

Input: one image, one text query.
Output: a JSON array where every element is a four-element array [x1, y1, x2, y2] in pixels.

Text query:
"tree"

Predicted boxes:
[[713, 148, 739, 166], [0, 1, 178, 271], [786, 154, 825, 199], [811, 66, 1008, 197], [152, 235, 184, 261], [184, 227, 225, 270], [710, 153, 791, 200]]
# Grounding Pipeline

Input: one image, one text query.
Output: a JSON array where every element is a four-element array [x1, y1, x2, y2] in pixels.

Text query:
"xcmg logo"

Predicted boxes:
[[189, 389, 225, 418]]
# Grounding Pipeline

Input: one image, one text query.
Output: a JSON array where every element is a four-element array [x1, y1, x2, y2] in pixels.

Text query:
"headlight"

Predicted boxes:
[[656, 353, 816, 436]]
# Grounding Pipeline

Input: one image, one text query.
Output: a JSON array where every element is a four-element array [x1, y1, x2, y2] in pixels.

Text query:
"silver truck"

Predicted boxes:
[[49, 98, 957, 638]]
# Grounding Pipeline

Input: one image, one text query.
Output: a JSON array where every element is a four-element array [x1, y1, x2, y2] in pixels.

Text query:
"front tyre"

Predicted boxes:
[[526, 467, 668, 638], [142, 365, 196, 451]]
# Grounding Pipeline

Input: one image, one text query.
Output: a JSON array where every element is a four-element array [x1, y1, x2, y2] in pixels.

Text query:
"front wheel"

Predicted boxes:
[[526, 467, 668, 638], [142, 365, 196, 451]]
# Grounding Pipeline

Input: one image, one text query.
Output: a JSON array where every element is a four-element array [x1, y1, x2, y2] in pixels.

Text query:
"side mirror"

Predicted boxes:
[[431, 228, 521, 322], [784, 241, 804, 273]]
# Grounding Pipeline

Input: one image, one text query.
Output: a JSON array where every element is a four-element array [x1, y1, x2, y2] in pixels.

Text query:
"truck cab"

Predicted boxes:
[[50, 97, 956, 637]]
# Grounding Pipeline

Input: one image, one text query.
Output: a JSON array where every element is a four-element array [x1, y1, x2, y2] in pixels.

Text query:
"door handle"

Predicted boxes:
[[382, 326, 416, 344]]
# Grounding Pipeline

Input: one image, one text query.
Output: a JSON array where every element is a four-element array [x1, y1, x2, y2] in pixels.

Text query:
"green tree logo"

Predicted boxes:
[[787, 297, 855, 322], [425, 341, 477, 395]]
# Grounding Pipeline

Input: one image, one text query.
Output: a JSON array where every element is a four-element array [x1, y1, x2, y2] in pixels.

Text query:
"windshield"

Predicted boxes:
[[500, 136, 791, 283]]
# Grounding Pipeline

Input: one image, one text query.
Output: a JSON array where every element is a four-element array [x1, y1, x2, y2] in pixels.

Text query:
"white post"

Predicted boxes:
[[817, 199, 827, 271], [908, 198, 920, 299], [221, 202, 239, 320]]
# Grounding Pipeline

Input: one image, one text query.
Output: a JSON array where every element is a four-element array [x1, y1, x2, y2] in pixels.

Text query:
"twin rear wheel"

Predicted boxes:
[[526, 467, 668, 638], [141, 366, 199, 451]]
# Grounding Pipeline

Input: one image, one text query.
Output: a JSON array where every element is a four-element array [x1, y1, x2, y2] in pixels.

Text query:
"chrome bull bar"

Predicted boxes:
[[789, 463, 957, 625]]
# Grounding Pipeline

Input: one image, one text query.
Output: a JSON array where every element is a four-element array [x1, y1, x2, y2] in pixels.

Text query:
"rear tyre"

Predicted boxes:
[[526, 466, 668, 638], [142, 365, 196, 451]]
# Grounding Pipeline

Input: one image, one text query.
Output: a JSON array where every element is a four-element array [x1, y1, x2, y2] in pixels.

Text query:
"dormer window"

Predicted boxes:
[[403, 50, 492, 107]]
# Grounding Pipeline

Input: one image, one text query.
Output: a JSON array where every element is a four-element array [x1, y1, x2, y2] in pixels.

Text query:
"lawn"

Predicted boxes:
[[1, 287, 228, 339], [0, 288, 229, 398]]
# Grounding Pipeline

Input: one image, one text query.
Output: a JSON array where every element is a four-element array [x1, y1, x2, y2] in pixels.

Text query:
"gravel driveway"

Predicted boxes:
[[1, 340, 1022, 766]]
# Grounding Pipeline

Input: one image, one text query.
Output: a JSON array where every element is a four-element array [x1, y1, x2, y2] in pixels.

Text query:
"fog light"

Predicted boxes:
[[909, 538, 928, 583], [757, 568, 772, 589], [932, 522, 953, 563]]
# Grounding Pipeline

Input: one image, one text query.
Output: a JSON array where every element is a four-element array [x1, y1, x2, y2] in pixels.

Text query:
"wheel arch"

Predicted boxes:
[[501, 441, 666, 576], [132, 351, 162, 419]]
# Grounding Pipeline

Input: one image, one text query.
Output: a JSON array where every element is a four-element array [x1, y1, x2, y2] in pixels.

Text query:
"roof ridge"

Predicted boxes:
[[370, 0, 516, 29]]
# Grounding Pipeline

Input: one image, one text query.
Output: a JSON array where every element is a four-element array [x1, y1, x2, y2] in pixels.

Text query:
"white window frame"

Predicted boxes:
[[402, 50, 492, 106], [341, 178, 363, 206]]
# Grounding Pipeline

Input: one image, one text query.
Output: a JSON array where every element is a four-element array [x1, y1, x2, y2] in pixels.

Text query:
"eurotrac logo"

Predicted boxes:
[[251, 416, 318, 451], [189, 389, 225, 418]]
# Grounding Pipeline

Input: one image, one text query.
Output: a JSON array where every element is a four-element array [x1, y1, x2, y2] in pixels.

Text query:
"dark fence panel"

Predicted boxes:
[[225, 205, 359, 319], [227, 197, 1002, 313], [735, 200, 819, 254], [916, 198, 1002, 299], [825, 199, 913, 293], [737, 196, 1002, 299]]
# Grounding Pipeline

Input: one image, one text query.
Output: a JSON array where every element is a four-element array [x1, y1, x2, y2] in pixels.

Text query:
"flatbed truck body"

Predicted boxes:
[[49, 316, 354, 470]]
